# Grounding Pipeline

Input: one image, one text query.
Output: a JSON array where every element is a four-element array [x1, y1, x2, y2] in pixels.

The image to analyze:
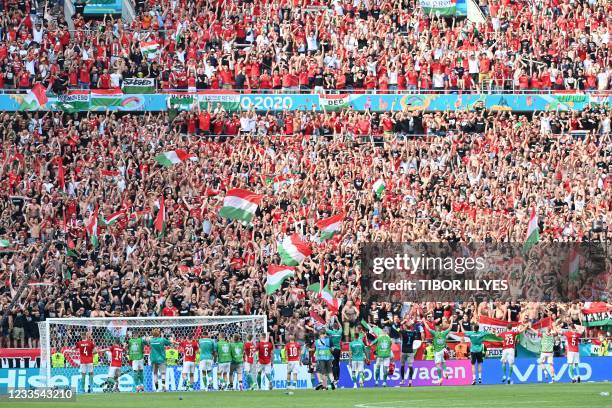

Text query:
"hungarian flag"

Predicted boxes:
[[372, 178, 386, 198], [91, 89, 124, 109], [154, 196, 166, 236], [101, 210, 126, 226], [219, 188, 263, 223], [307, 283, 339, 312], [86, 206, 99, 247], [523, 207, 539, 253], [271, 175, 293, 192], [24, 83, 48, 109], [56, 156, 65, 191], [582, 302, 612, 327], [140, 41, 160, 58], [279, 234, 312, 266], [565, 245, 581, 281], [319, 94, 350, 111], [154, 150, 197, 168], [266, 265, 295, 294], [317, 213, 344, 241], [478, 315, 519, 334]]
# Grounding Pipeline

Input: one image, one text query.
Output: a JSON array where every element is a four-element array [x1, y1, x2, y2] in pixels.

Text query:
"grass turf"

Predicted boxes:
[[4, 383, 612, 408]]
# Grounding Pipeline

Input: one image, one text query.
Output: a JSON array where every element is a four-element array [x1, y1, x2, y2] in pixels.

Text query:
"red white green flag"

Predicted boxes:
[[154, 196, 166, 236], [279, 234, 312, 266], [219, 188, 263, 223], [101, 210, 126, 226], [86, 205, 99, 247], [523, 207, 540, 253], [307, 282, 340, 312], [317, 213, 344, 241], [266, 265, 295, 294], [154, 149, 198, 168]]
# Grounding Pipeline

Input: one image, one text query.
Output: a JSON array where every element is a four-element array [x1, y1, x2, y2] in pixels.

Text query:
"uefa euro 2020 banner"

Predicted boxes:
[[1, 357, 611, 393]]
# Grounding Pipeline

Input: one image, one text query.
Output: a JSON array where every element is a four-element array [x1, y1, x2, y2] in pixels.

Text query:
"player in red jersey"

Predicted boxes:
[[244, 334, 257, 390], [285, 335, 302, 390], [563, 323, 585, 383], [75, 332, 96, 393], [499, 323, 527, 384], [256, 333, 274, 390], [101, 338, 124, 392], [180, 338, 199, 390]]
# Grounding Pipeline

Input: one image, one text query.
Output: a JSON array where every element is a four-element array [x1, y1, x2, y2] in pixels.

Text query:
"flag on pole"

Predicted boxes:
[[307, 283, 340, 312], [101, 210, 126, 226], [86, 206, 99, 247], [154, 196, 166, 236], [523, 207, 540, 253], [372, 178, 386, 197], [218, 188, 263, 223], [154, 150, 197, 168], [317, 213, 344, 240], [56, 156, 65, 191], [266, 265, 295, 294], [279, 234, 312, 266]]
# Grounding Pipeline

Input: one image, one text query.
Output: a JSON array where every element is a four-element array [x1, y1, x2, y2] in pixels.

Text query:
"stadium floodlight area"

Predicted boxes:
[[38, 316, 267, 392]]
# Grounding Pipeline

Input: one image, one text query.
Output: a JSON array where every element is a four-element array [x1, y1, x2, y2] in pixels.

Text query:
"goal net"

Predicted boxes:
[[38, 315, 267, 392]]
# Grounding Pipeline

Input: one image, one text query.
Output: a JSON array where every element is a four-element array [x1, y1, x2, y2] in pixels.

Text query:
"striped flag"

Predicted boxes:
[[266, 265, 295, 294], [307, 283, 340, 312], [317, 213, 344, 241], [86, 205, 99, 247], [154, 149, 197, 168], [101, 210, 126, 226], [373, 178, 386, 197], [219, 188, 263, 223], [140, 41, 160, 58], [523, 207, 540, 253], [23, 83, 48, 110], [279, 234, 312, 266]]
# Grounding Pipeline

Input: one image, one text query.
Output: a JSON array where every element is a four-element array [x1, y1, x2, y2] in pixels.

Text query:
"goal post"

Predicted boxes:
[[38, 315, 267, 392]]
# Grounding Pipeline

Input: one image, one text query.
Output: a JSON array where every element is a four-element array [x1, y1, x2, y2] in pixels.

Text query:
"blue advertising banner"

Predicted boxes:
[[1, 357, 611, 392], [2, 92, 610, 112], [83, 0, 122, 15]]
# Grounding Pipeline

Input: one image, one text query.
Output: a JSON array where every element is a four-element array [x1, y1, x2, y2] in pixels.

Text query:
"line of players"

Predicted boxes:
[[74, 329, 304, 393], [72, 319, 587, 392]]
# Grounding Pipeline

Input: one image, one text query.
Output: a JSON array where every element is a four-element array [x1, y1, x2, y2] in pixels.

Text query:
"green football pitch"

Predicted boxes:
[[3, 383, 612, 408]]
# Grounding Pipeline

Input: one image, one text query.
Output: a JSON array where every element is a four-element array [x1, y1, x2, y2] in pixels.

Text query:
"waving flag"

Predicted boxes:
[[307, 283, 340, 312], [219, 188, 263, 223], [86, 206, 99, 247], [317, 213, 344, 240], [23, 83, 48, 110], [373, 178, 386, 198], [154, 196, 166, 236], [266, 265, 295, 294], [101, 210, 126, 226], [523, 207, 540, 253], [279, 234, 312, 266], [140, 41, 160, 58], [154, 149, 197, 168]]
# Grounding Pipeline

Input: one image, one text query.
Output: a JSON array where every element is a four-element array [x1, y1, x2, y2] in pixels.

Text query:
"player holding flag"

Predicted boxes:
[[198, 332, 216, 390], [422, 316, 454, 385], [75, 332, 96, 393], [285, 335, 301, 390], [563, 323, 585, 383], [499, 323, 527, 384], [180, 337, 199, 390], [349, 332, 366, 388]]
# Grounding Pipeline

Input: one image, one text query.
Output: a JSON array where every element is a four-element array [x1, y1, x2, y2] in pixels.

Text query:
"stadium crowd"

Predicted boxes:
[[0, 103, 610, 348], [0, 0, 610, 92]]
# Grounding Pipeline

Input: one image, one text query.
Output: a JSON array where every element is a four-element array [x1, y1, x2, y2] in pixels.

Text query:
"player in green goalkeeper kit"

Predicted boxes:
[[127, 332, 146, 392], [349, 333, 367, 388], [422, 316, 454, 385], [371, 328, 393, 387]]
